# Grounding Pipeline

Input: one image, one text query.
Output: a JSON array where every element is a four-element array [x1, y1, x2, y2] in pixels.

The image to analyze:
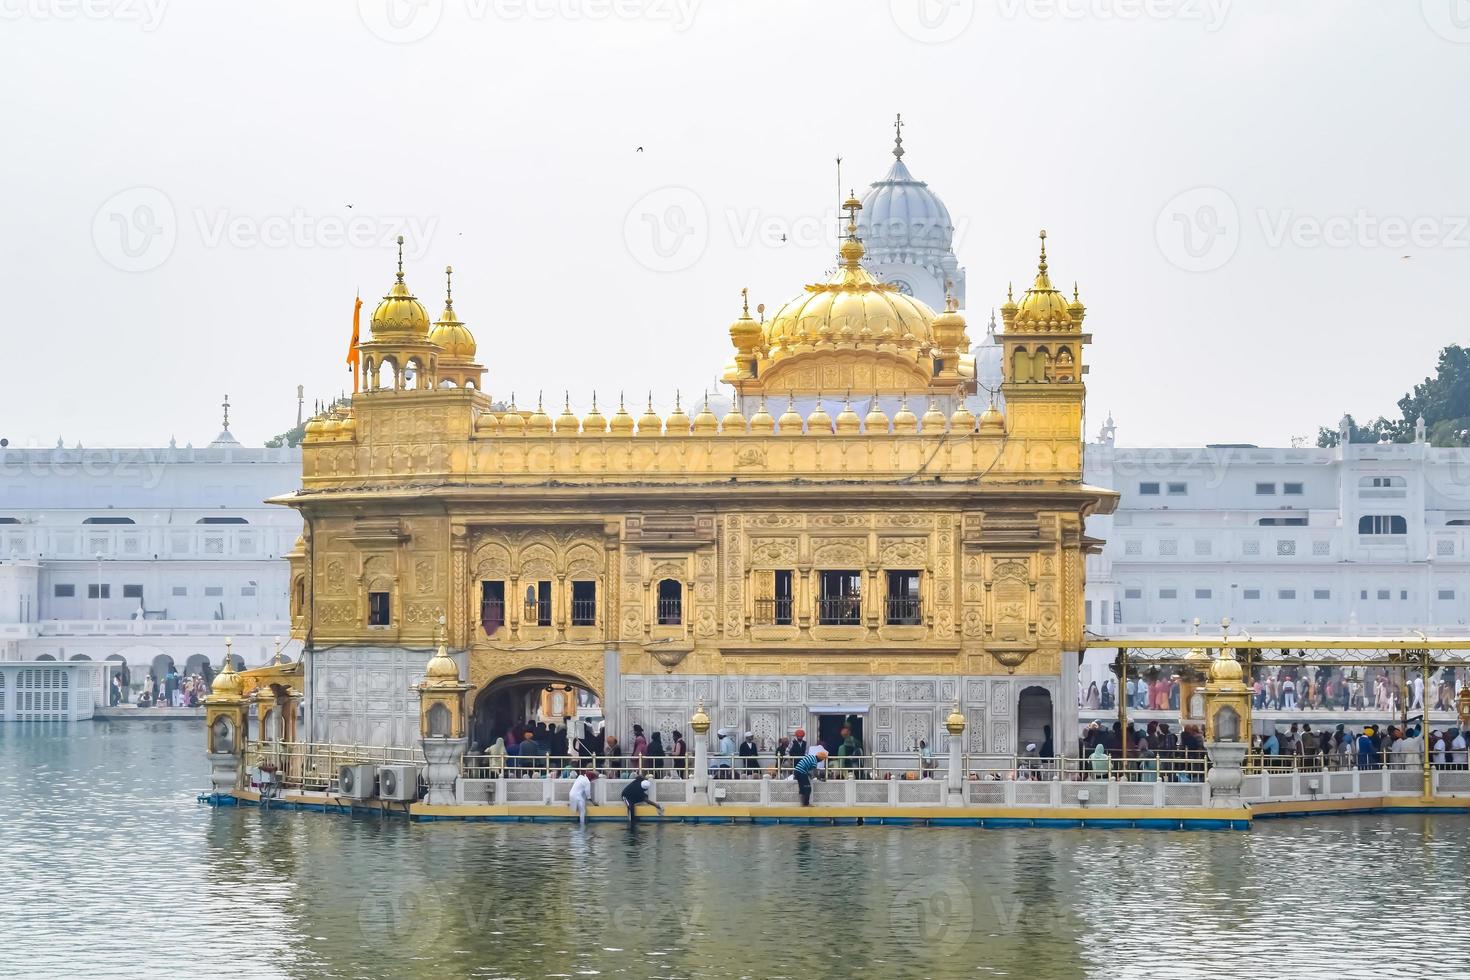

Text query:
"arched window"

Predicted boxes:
[[657, 579, 682, 625], [82, 517, 135, 525], [427, 702, 452, 738], [1358, 515, 1408, 535]]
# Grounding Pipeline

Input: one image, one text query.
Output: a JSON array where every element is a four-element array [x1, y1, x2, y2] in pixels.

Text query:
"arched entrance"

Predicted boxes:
[[1017, 685, 1054, 756], [470, 669, 602, 752], [184, 654, 211, 678]]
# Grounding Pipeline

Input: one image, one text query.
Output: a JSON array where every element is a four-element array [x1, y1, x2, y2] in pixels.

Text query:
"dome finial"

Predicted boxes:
[[444, 265, 454, 310], [1038, 229, 1048, 276], [395, 234, 405, 283], [741, 286, 749, 317], [838, 189, 865, 268], [893, 112, 905, 159], [944, 279, 958, 313]]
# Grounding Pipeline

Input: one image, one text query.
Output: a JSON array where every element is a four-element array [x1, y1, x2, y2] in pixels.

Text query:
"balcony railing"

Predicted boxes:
[[885, 596, 922, 625], [480, 599, 505, 636], [570, 599, 597, 627], [523, 599, 551, 627], [656, 598, 682, 626], [754, 597, 794, 626], [817, 596, 862, 626]]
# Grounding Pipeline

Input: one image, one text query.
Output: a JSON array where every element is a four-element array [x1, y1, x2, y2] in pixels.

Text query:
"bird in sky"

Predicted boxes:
[[636, 146, 644, 152]]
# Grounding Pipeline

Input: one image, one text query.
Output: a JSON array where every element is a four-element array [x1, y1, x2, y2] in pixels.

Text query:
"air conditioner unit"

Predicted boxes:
[[339, 763, 377, 800], [377, 764, 421, 802]]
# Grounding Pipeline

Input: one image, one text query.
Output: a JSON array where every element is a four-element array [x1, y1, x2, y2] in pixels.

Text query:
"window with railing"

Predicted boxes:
[[885, 570, 922, 625], [481, 581, 505, 636], [524, 581, 552, 626], [818, 571, 862, 625], [753, 569, 794, 625], [571, 580, 596, 626], [656, 578, 682, 625], [1358, 515, 1407, 535]]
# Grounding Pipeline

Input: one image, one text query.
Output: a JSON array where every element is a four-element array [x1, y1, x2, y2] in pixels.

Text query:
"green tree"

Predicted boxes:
[[1319, 345, 1470, 448], [265, 423, 306, 448]]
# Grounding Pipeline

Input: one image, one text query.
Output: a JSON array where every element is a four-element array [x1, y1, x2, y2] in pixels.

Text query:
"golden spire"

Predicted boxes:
[[741, 287, 749, 317], [444, 265, 454, 310], [839, 188, 865, 269], [395, 235, 405, 283]]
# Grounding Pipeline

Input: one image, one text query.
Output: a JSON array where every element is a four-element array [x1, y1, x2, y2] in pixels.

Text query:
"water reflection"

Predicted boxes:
[[2, 723, 1467, 979]]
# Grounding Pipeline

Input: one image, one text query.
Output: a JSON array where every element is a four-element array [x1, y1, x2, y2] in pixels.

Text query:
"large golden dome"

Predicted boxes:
[[762, 236, 940, 356], [427, 265, 476, 359], [370, 236, 430, 339]]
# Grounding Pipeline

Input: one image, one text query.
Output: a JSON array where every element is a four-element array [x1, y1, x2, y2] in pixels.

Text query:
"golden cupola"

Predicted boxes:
[[370, 237, 431, 339], [428, 265, 485, 389], [723, 194, 974, 399], [1006, 231, 1079, 333], [358, 237, 444, 393]]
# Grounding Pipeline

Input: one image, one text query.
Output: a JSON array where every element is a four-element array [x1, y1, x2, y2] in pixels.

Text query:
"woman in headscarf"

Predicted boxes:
[[1089, 741, 1111, 780], [1083, 682, 1100, 709], [668, 730, 687, 777]]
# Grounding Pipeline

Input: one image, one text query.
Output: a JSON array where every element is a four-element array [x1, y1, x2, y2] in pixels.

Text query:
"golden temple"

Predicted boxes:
[[240, 153, 1115, 763]]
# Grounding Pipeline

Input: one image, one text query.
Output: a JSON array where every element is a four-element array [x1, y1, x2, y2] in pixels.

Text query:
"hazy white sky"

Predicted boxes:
[[3, 0, 1468, 449]]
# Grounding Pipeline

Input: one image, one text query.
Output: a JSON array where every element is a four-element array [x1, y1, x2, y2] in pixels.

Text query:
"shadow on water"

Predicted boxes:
[[2, 724, 1467, 979]]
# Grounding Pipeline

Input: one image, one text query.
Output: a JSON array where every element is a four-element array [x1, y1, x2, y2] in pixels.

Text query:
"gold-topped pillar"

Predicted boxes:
[[690, 701, 711, 803], [417, 622, 471, 806], [203, 637, 248, 798], [1202, 639, 1251, 808], [944, 702, 966, 804]]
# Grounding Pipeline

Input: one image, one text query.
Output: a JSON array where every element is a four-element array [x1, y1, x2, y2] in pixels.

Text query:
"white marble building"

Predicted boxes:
[[0, 426, 300, 702], [1082, 424, 1470, 639]]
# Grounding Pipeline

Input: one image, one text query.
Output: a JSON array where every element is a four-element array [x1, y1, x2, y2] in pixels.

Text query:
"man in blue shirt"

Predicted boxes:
[[792, 748, 828, 807]]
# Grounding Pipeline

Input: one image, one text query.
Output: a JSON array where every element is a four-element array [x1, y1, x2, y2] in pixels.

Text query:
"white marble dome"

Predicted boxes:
[[856, 156, 955, 255]]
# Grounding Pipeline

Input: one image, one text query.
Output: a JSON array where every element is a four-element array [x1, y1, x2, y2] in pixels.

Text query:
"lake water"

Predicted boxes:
[[2, 721, 1466, 979]]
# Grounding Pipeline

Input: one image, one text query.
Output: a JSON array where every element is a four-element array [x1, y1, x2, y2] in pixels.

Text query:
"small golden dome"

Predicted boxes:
[[921, 398, 947, 433], [555, 394, 580, 436], [582, 395, 607, 435], [1013, 231, 1075, 331], [748, 397, 775, 434], [777, 398, 804, 436], [720, 404, 747, 435], [1068, 282, 1086, 320], [979, 397, 1005, 435], [424, 642, 461, 683], [729, 289, 761, 353], [932, 288, 968, 350], [692, 395, 719, 435], [807, 397, 833, 436], [1208, 648, 1244, 685], [304, 416, 326, 439], [427, 267, 476, 358], [526, 394, 553, 435], [209, 652, 242, 698], [500, 398, 526, 435], [945, 702, 966, 735], [339, 414, 356, 437], [835, 396, 862, 435], [666, 393, 692, 435], [474, 410, 501, 435], [892, 396, 918, 433], [689, 700, 711, 735], [636, 395, 663, 437], [609, 394, 635, 436], [370, 237, 430, 338], [950, 401, 976, 433], [864, 398, 890, 433]]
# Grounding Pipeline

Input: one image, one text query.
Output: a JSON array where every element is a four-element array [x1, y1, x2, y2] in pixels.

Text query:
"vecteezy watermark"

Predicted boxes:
[[92, 186, 178, 273], [91, 188, 437, 272], [996, 0, 1231, 31], [1421, 0, 1470, 44], [1154, 186, 1240, 273], [1257, 209, 1470, 251], [0, 0, 168, 30], [891, 875, 975, 953], [358, 0, 699, 43], [889, 0, 976, 43], [192, 209, 438, 256], [624, 186, 708, 273]]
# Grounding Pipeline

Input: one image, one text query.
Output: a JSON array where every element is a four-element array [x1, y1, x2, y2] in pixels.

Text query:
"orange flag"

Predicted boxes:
[[347, 295, 362, 392]]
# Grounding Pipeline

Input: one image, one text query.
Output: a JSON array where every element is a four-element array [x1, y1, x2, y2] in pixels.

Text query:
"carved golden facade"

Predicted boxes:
[[277, 218, 1115, 748]]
